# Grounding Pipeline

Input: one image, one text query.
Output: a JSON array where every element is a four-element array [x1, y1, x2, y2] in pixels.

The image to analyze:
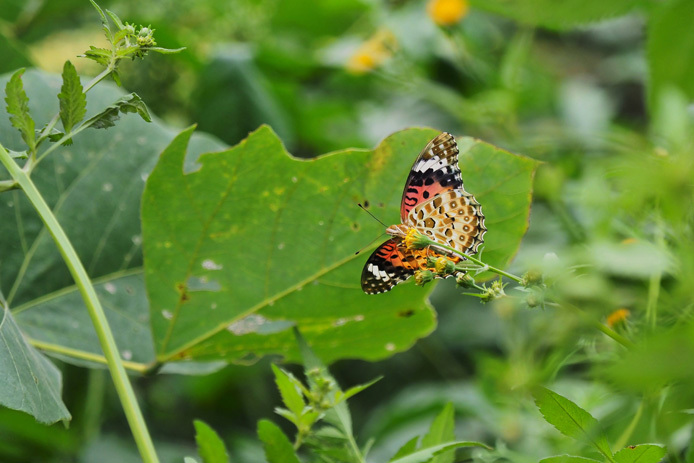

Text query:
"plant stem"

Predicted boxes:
[[0, 143, 160, 463], [29, 338, 151, 374], [423, 237, 524, 283]]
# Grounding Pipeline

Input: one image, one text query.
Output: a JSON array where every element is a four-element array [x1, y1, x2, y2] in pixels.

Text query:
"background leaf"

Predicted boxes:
[[540, 456, 602, 463], [257, 419, 301, 463], [533, 387, 612, 458], [646, 0, 694, 111], [194, 419, 230, 463], [613, 444, 666, 463], [420, 403, 456, 463], [470, 0, 646, 30], [141, 126, 537, 365], [0, 69, 224, 371], [0, 304, 70, 424]]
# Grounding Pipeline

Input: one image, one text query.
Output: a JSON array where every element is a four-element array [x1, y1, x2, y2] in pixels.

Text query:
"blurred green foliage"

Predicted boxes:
[[1, 0, 694, 462]]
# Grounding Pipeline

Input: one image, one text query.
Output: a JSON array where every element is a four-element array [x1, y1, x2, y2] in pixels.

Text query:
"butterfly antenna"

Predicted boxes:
[[357, 203, 388, 228], [354, 232, 388, 255]]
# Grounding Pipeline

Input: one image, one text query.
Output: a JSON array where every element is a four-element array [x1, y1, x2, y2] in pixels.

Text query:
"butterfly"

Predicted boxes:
[[361, 132, 486, 294]]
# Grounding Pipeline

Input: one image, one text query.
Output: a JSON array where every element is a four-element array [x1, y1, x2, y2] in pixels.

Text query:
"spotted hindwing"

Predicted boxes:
[[361, 240, 427, 294], [360, 239, 464, 294], [400, 132, 462, 222], [409, 189, 486, 256]]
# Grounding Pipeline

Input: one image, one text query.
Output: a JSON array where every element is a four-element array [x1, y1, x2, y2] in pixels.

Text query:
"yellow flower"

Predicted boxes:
[[346, 29, 397, 74], [414, 270, 435, 286], [434, 256, 456, 275], [606, 308, 630, 328], [427, 0, 469, 26], [404, 228, 431, 250]]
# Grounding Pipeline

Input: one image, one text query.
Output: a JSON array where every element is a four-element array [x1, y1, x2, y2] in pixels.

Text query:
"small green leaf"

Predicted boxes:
[[420, 403, 456, 463], [271, 364, 306, 418], [4, 68, 36, 151], [613, 444, 667, 463], [105, 9, 126, 30], [147, 46, 187, 54], [83, 93, 151, 130], [58, 61, 87, 135], [390, 436, 420, 461], [193, 420, 229, 463], [533, 387, 612, 459], [8, 149, 28, 159], [337, 376, 381, 403], [82, 46, 112, 67], [88, 0, 112, 42], [540, 456, 602, 463], [257, 419, 301, 463], [389, 441, 491, 463]]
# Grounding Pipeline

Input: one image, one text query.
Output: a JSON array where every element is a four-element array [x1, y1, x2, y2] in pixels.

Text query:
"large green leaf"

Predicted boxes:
[[142, 125, 537, 364], [0, 69, 224, 371], [470, 0, 646, 30], [0, 304, 70, 424], [646, 0, 694, 111]]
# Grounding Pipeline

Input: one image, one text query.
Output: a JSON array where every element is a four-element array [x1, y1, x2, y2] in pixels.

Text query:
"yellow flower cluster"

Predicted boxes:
[[427, 0, 469, 26], [346, 29, 397, 74]]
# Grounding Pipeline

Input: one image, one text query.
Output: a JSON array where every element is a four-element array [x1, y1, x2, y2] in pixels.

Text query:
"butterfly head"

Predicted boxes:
[[385, 223, 409, 238]]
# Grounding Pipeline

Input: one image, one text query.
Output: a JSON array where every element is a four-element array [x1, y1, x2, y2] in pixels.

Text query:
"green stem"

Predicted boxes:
[[423, 237, 523, 283], [0, 144, 160, 463], [555, 302, 634, 349], [29, 338, 151, 374], [614, 399, 644, 450], [646, 218, 664, 330]]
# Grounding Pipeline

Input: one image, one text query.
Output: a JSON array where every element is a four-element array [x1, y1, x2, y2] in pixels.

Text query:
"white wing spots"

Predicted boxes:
[[202, 259, 223, 270], [122, 350, 133, 360], [104, 282, 117, 294], [162, 310, 173, 320], [385, 343, 396, 351], [102, 183, 113, 192]]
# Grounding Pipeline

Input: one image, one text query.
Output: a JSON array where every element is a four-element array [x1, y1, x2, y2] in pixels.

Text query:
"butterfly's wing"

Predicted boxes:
[[410, 188, 486, 256], [361, 239, 425, 294], [361, 239, 463, 294], [400, 132, 462, 222]]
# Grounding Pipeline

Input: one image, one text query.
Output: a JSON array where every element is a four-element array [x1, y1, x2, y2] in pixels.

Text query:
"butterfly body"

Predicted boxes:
[[361, 132, 486, 294]]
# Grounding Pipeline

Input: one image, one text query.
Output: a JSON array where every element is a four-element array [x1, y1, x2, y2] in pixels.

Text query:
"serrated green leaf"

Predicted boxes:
[[104, 9, 125, 30], [193, 420, 229, 463], [88, 0, 112, 42], [646, 0, 694, 112], [389, 441, 491, 463], [257, 419, 301, 463], [271, 364, 305, 418], [533, 387, 612, 458], [1, 69, 224, 372], [470, 0, 645, 30], [82, 46, 112, 67], [58, 61, 86, 135], [141, 126, 538, 365], [0, 304, 71, 424], [540, 456, 602, 463], [390, 436, 420, 461], [8, 149, 27, 159], [613, 444, 667, 463], [420, 403, 456, 463], [83, 93, 151, 130], [4, 68, 35, 151], [337, 376, 381, 403]]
